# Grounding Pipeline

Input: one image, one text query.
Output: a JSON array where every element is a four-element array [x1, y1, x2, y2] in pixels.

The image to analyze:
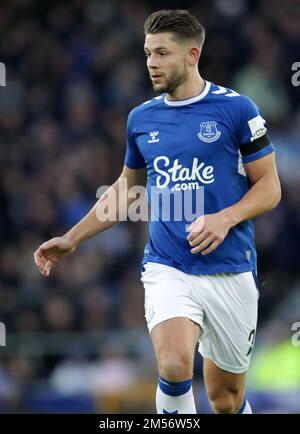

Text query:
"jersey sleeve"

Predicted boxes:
[[124, 109, 147, 169], [236, 96, 275, 164]]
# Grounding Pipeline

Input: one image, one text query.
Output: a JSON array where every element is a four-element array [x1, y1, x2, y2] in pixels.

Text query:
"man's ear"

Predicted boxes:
[[188, 47, 201, 66]]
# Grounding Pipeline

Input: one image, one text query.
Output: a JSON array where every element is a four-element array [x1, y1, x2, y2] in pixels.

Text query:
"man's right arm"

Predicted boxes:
[[34, 165, 146, 276], [65, 165, 147, 245]]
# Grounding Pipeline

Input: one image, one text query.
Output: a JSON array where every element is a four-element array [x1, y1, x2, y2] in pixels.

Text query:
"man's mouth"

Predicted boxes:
[[151, 74, 163, 81]]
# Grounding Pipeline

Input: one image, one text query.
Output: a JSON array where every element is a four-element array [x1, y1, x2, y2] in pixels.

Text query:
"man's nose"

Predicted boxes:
[[148, 55, 159, 69]]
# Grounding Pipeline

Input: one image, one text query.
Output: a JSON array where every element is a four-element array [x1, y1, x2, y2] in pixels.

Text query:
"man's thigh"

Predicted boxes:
[[151, 317, 202, 358]]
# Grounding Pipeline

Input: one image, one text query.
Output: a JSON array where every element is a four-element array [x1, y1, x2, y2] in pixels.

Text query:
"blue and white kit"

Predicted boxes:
[[125, 81, 274, 372]]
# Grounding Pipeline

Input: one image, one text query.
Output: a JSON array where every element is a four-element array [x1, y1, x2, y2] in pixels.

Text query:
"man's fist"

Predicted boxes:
[[187, 211, 232, 255]]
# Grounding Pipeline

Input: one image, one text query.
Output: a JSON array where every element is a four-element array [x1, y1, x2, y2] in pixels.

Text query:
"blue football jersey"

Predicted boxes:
[[124, 81, 275, 274]]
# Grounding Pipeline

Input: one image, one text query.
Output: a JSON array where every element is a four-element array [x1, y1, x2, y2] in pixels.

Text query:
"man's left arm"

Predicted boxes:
[[187, 152, 281, 255], [224, 152, 281, 225]]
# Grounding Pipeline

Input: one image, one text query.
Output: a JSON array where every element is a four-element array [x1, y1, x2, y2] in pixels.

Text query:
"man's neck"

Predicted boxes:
[[166, 75, 205, 101]]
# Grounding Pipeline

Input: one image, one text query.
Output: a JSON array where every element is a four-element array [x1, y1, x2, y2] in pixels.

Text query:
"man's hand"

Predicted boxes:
[[186, 211, 232, 255], [34, 236, 76, 277]]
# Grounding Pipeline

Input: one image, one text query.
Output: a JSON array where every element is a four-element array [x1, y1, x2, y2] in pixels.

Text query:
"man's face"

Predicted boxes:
[[144, 32, 188, 95]]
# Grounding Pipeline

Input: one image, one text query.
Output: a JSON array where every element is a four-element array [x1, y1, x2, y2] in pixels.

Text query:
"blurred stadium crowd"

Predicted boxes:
[[0, 0, 299, 413]]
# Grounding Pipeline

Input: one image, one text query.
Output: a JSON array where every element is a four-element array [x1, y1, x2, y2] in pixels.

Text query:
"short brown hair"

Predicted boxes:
[[144, 9, 205, 48]]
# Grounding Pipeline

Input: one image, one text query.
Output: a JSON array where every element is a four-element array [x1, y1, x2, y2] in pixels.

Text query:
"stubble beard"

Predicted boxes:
[[152, 64, 188, 96]]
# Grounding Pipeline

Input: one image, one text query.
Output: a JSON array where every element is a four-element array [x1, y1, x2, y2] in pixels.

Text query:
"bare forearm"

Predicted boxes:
[[64, 205, 115, 247], [221, 176, 281, 228], [64, 178, 129, 246]]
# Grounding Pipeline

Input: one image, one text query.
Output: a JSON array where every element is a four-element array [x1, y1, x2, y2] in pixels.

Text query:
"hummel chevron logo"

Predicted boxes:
[[212, 86, 239, 97], [163, 409, 178, 414]]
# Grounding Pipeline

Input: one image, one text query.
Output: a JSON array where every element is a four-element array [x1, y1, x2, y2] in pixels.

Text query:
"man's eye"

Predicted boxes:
[[144, 52, 168, 58]]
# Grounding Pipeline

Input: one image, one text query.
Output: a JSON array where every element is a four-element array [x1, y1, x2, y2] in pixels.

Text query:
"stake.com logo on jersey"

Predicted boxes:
[[153, 156, 215, 191]]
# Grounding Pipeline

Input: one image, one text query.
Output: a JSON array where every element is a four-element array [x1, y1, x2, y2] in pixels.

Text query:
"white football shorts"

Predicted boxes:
[[141, 262, 259, 374]]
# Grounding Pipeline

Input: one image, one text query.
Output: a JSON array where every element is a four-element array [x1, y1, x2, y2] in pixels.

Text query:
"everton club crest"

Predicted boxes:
[[198, 121, 221, 143]]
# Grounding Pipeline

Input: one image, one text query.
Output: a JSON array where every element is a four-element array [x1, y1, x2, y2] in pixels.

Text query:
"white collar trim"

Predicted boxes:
[[164, 81, 211, 106]]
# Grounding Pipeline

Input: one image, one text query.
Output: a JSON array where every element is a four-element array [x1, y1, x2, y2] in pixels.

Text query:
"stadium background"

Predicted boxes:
[[0, 0, 299, 413]]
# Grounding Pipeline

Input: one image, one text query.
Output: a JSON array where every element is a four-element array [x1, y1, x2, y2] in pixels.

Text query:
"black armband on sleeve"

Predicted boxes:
[[239, 134, 271, 157]]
